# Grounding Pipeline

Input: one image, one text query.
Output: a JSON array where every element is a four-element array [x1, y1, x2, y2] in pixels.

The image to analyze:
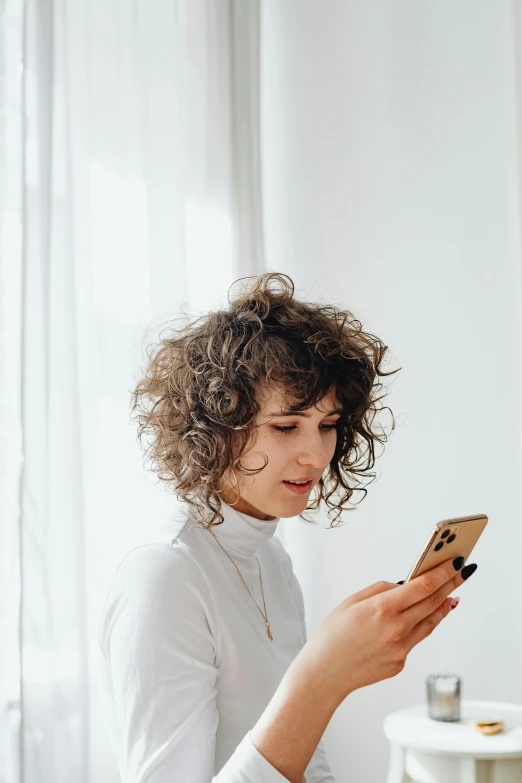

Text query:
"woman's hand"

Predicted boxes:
[[287, 556, 476, 706]]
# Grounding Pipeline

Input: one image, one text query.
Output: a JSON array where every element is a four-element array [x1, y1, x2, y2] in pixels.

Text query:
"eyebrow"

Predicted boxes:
[[268, 407, 343, 418]]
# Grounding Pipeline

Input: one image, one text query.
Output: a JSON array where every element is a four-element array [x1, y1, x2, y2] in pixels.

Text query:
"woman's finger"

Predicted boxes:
[[405, 596, 455, 652], [388, 557, 465, 617]]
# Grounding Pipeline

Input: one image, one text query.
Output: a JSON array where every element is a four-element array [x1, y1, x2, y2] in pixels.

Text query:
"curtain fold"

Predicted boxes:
[[0, 0, 24, 781], [1, 1, 264, 780]]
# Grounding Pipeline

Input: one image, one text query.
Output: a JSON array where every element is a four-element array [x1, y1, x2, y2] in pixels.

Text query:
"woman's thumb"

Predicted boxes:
[[345, 580, 401, 607]]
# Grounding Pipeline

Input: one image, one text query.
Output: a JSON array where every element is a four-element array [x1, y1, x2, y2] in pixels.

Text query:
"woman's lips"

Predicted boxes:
[[282, 479, 313, 495]]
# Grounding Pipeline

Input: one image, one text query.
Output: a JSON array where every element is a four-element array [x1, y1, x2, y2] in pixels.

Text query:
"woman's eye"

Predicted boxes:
[[274, 424, 338, 434]]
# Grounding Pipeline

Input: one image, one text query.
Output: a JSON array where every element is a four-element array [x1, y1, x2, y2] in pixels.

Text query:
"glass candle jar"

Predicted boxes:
[[426, 674, 461, 722]]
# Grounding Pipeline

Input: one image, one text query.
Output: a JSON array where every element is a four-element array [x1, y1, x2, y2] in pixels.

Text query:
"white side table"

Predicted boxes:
[[383, 701, 522, 783]]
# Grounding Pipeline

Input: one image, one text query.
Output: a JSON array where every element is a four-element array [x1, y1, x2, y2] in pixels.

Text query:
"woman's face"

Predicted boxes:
[[219, 385, 342, 520]]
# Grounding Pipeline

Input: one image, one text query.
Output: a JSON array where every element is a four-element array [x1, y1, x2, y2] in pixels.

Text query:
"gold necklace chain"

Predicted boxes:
[[206, 525, 274, 641]]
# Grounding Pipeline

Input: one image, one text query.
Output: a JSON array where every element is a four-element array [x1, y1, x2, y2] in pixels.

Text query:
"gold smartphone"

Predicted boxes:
[[404, 513, 488, 582]]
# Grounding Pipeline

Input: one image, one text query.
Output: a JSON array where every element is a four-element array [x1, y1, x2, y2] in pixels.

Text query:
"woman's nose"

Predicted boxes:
[[296, 436, 330, 468]]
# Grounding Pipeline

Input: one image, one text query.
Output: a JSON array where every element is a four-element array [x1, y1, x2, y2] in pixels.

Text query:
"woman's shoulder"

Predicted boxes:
[[103, 538, 209, 606], [97, 540, 217, 655]]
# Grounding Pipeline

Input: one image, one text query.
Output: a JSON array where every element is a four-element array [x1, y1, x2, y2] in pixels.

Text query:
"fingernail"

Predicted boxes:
[[396, 580, 404, 585], [453, 556, 465, 571], [461, 563, 478, 580], [449, 597, 461, 610]]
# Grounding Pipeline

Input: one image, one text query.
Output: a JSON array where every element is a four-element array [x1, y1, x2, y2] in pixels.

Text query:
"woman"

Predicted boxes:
[[96, 272, 476, 783]]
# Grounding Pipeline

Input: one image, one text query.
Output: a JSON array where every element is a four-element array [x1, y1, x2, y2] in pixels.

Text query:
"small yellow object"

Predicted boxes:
[[470, 718, 505, 736]]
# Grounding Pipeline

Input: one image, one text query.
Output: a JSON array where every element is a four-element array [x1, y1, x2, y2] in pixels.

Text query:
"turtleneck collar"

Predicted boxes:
[[209, 501, 281, 558], [158, 496, 281, 559]]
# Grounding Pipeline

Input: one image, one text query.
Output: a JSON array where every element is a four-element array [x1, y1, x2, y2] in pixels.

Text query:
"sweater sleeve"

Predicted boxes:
[[272, 537, 337, 783], [97, 542, 292, 783]]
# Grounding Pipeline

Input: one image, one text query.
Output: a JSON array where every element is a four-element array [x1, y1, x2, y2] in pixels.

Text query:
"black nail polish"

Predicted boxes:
[[396, 580, 404, 585], [461, 563, 478, 580], [453, 556, 465, 571]]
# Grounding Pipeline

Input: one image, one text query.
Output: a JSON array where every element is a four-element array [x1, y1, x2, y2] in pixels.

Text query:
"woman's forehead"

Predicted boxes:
[[257, 384, 341, 414]]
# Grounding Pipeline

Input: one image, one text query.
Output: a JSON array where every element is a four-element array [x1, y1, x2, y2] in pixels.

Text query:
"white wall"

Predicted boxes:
[[260, 2, 522, 780]]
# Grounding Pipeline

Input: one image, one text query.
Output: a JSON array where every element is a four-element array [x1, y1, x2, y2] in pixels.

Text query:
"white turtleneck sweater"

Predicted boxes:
[[96, 500, 336, 783]]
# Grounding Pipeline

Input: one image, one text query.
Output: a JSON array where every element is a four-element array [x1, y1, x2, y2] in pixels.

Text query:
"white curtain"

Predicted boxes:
[[0, 1, 265, 781]]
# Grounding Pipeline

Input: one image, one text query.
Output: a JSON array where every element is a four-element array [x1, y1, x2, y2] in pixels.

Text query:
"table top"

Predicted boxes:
[[383, 701, 522, 758]]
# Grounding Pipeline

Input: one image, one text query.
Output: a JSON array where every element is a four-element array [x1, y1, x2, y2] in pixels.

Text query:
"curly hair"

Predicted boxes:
[[130, 272, 401, 529]]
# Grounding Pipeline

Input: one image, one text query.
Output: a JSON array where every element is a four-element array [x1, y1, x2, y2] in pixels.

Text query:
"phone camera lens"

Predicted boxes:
[[446, 534, 456, 543], [434, 542, 444, 551], [441, 530, 450, 539]]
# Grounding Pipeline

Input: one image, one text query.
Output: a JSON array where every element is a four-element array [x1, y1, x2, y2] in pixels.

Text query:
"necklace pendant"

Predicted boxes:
[[266, 623, 273, 641]]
